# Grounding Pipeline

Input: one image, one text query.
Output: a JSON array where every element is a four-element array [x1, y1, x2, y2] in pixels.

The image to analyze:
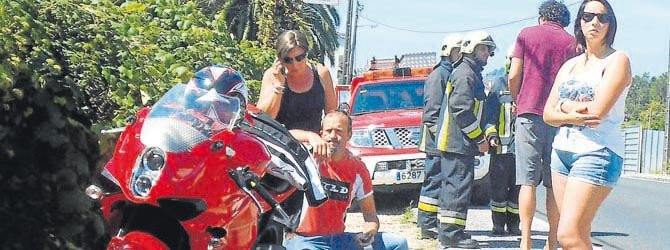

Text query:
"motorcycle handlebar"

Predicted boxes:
[[228, 167, 294, 229]]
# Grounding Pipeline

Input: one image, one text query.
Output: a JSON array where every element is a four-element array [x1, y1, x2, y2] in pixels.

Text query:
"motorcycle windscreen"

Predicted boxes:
[[140, 84, 242, 152]]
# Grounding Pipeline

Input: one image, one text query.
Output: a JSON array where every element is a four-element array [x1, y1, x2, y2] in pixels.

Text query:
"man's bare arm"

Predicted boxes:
[[357, 195, 380, 245], [508, 57, 523, 102]]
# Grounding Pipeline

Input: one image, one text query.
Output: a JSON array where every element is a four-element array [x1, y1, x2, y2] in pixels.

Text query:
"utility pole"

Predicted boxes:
[[340, 0, 354, 85], [347, 1, 362, 85], [665, 37, 670, 168]]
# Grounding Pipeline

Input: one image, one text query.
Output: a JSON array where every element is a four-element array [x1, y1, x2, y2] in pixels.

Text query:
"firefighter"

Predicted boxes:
[[434, 31, 496, 249], [484, 47, 521, 236], [417, 33, 463, 240]]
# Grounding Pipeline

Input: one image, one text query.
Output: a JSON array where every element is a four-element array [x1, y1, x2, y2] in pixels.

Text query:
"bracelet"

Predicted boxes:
[[273, 83, 285, 95], [556, 99, 567, 112]]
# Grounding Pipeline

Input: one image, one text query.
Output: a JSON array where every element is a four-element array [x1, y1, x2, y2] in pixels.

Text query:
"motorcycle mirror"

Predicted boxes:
[[85, 184, 103, 200]]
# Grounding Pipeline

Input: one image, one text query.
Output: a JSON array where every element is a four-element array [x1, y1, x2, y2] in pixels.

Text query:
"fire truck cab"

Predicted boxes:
[[336, 53, 433, 192], [337, 53, 490, 203]]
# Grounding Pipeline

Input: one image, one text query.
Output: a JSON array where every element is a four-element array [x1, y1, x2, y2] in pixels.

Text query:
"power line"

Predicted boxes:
[[359, 15, 537, 34], [358, 1, 581, 34]]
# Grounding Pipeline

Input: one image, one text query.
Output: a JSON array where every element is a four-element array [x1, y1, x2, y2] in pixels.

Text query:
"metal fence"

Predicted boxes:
[[622, 126, 666, 174]]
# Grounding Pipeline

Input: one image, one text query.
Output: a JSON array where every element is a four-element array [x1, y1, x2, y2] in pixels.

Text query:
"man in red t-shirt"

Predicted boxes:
[[508, 1, 577, 250], [284, 111, 408, 250]]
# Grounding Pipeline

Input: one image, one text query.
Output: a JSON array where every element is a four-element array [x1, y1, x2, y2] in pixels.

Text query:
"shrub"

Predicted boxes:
[[0, 0, 274, 248]]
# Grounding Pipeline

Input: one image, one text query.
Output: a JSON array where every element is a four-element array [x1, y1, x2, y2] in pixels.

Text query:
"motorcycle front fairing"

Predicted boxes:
[[101, 84, 276, 249]]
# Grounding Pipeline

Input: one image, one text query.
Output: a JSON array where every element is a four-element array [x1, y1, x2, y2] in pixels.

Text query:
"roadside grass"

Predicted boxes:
[[400, 201, 415, 224]]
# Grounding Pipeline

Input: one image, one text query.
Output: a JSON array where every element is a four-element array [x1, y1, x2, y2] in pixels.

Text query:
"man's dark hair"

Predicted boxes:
[[539, 0, 571, 27]]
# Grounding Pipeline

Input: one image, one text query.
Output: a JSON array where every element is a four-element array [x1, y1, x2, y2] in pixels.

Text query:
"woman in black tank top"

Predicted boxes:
[[275, 65, 325, 133], [257, 30, 337, 159]]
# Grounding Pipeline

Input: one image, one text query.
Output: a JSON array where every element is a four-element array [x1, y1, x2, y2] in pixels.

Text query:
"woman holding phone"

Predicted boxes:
[[257, 30, 337, 160]]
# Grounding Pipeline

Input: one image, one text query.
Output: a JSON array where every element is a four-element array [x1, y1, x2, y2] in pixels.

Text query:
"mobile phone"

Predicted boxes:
[[280, 65, 288, 76]]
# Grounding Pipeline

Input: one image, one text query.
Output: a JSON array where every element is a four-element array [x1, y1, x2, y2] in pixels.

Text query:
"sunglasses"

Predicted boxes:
[[487, 46, 495, 57], [582, 12, 612, 24], [282, 53, 307, 64]]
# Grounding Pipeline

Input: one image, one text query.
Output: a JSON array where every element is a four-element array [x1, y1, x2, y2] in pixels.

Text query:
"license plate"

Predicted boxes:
[[396, 170, 422, 181]]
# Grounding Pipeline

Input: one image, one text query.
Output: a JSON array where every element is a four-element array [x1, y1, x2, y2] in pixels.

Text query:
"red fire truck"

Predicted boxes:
[[337, 53, 490, 203]]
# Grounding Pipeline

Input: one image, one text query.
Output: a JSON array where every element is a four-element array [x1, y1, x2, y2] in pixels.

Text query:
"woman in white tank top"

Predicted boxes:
[[543, 0, 631, 249]]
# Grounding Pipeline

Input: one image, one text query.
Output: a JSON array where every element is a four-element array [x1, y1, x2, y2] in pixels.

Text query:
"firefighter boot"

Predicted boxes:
[[418, 210, 438, 239], [436, 223, 480, 249], [506, 211, 521, 236], [491, 210, 507, 236]]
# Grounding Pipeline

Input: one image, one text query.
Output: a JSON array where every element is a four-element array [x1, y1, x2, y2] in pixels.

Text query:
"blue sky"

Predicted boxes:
[[333, 0, 669, 76]]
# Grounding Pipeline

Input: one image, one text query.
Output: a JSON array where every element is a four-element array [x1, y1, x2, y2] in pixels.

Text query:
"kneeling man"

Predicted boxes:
[[284, 111, 408, 250]]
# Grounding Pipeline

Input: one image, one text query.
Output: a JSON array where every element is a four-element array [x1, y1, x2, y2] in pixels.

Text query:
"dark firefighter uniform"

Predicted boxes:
[[483, 76, 521, 236], [434, 56, 489, 244], [417, 59, 456, 237]]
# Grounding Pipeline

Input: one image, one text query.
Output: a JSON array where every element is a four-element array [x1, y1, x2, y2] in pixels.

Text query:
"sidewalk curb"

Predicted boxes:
[[621, 173, 670, 183]]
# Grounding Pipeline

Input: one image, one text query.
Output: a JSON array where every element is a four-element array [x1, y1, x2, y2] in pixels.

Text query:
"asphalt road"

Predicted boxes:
[[536, 177, 670, 249]]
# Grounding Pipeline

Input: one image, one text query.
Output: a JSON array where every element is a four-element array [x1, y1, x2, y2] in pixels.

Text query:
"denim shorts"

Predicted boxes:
[[550, 147, 623, 188]]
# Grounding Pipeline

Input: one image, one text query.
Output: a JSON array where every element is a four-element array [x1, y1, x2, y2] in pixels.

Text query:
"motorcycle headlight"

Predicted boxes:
[[133, 175, 153, 197], [350, 129, 373, 147], [143, 148, 165, 171], [131, 147, 166, 197]]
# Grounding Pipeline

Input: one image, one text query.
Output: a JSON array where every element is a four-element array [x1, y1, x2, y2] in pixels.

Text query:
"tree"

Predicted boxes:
[[1, 0, 106, 248], [639, 101, 666, 130], [0, 0, 275, 247], [624, 72, 668, 130], [219, 0, 340, 63], [24, 0, 275, 128]]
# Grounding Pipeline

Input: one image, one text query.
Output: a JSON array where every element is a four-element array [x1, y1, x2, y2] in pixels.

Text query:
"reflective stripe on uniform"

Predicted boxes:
[[491, 201, 507, 207], [419, 196, 440, 212], [462, 120, 479, 133], [419, 196, 440, 205], [498, 105, 506, 137], [485, 126, 497, 137], [474, 100, 481, 118], [491, 201, 507, 213], [418, 202, 439, 213], [466, 126, 482, 139], [475, 99, 484, 131], [503, 102, 513, 137], [507, 206, 519, 214], [439, 215, 466, 226], [439, 210, 467, 219], [463, 99, 484, 140], [491, 205, 507, 213], [419, 124, 428, 151], [498, 101, 514, 154], [436, 82, 453, 151]]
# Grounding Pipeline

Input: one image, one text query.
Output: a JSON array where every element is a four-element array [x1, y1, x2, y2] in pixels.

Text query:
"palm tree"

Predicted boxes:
[[215, 0, 340, 63]]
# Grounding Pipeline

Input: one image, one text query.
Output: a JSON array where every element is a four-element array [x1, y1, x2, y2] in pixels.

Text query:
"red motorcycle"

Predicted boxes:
[[87, 83, 321, 249]]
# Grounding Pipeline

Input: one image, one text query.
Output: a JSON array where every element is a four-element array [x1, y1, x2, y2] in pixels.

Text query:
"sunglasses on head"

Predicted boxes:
[[582, 12, 611, 24], [282, 53, 307, 64]]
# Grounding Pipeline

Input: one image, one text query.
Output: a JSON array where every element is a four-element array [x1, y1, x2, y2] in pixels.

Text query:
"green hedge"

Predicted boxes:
[[34, 0, 274, 128], [0, 0, 274, 248]]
